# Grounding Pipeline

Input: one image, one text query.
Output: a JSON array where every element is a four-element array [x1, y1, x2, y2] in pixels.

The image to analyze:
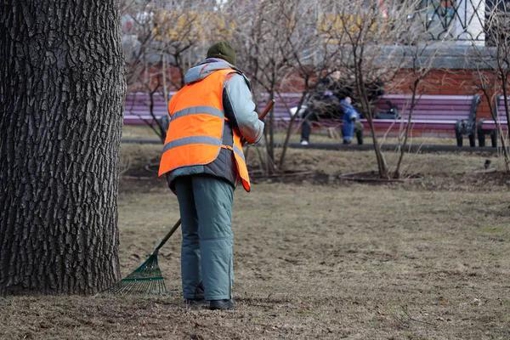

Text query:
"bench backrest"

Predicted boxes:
[[494, 95, 510, 123], [123, 92, 304, 125], [124, 92, 169, 125], [123, 91, 481, 127], [375, 94, 480, 122], [258, 93, 482, 124]]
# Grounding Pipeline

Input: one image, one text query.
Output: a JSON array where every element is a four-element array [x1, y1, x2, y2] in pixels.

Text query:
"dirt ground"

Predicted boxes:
[[1, 140, 510, 340]]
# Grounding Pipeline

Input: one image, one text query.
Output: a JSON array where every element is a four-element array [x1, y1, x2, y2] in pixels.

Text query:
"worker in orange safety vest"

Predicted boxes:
[[158, 41, 264, 310]]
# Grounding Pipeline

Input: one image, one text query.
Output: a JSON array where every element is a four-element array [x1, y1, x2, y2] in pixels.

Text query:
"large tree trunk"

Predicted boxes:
[[0, 1, 125, 295]]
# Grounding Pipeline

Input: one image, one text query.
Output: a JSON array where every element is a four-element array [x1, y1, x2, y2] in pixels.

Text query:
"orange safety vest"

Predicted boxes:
[[158, 69, 251, 192]]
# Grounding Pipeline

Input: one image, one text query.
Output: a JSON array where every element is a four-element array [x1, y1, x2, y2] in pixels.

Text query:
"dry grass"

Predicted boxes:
[[122, 125, 461, 146], [1, 143, 510, 339]]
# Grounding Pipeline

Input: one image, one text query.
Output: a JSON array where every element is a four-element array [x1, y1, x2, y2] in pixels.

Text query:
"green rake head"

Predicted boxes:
[[106, 251, 168, 295], [105, 218, 181, 296]]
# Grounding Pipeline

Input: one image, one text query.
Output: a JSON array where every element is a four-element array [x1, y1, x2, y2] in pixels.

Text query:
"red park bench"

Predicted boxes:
[[123, 91, 304, 129], [123, 92, 169, 125], [367, 94, 481, 147], [268, 93, 481, 146], [477, 95, 509, 147], [123, 92, 481, 148]]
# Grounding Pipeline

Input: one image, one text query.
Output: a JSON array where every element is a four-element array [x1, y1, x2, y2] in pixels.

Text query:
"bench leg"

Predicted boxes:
[[469, 133, 476, 147], [490, 131, 498, 148], [455, 129, 463, 147], [479, 128, 498, 147], [478, 133, 486, 147]]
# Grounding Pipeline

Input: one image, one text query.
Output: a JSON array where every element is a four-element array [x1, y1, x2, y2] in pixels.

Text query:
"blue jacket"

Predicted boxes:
[[340, 99, 360, 141]]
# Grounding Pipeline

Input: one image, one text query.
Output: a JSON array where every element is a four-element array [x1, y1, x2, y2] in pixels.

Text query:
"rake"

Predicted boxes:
[[105, 218, 181, 295]]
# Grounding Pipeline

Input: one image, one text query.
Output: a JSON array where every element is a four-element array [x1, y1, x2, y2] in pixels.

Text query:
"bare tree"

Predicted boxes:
[[393, 44, 439, 178], [471, 0, 510, 170], [121, 0, 234, 142], [320, 0, 424, 178], [275, 2, 346, 170], [230, 0, 292, 170], [228, 0, 339, 174], [151, 5, 233, 90], [0, 0, 125, 294], [121, 0, 168, 141]]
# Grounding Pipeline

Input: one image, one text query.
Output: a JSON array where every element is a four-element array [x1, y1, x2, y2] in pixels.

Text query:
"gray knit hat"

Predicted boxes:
[[206, 41, 236, 65]]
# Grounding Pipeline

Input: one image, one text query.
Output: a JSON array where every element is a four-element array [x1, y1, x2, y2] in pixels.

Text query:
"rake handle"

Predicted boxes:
[[259, 99, 275, 120], [241, 99, 275, 146], [154, 218, 181, 252]]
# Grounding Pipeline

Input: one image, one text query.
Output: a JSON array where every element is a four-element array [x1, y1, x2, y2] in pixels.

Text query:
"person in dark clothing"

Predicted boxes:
[[300, 90, 340, 144], [300, 73, 343, 145], [299, 75, 384, 145]]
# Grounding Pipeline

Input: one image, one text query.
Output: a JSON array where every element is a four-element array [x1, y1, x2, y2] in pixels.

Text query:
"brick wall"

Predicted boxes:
[[391, 69, 500, 119], [128, 63, 504, 121], [279, 68, 503, 120]]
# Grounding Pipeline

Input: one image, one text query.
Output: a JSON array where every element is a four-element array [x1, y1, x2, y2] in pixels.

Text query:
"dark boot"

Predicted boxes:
[[209, 299, 234, 310], [195, 282, 204, 300], [184, 282, 206, 309], [184, 298, 207, 309]]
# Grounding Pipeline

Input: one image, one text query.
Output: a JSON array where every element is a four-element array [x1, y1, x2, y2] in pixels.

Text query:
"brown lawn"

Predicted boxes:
[[1, 141, 509, 340]]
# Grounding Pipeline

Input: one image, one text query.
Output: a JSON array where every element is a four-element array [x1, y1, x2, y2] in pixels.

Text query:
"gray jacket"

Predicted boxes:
[[167, 58, 264, 191]]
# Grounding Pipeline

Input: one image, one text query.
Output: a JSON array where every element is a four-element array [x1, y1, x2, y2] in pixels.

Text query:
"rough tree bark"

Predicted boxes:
[[0, 1, 125, 295]]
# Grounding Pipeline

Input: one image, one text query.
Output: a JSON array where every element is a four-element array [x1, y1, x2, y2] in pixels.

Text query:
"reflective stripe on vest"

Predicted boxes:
[[233, 145, 245, 162], [172, 106, 224, 121], [162, 135, 222, 153], [158, 69, 251, 192]]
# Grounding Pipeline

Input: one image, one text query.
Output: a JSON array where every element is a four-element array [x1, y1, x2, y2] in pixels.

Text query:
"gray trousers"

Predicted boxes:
[[174, 175, 234, 300]]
